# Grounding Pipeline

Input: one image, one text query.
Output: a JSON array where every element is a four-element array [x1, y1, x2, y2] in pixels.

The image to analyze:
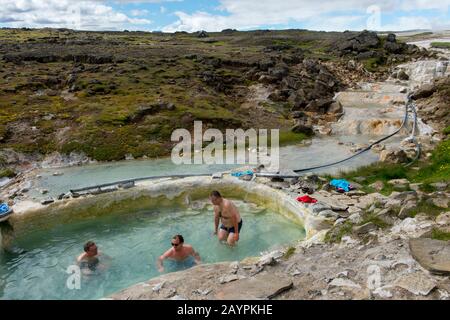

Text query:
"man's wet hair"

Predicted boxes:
[[173, 234, 184, 243], [210, 190, 222, 198], [84, 241, 96, 252]]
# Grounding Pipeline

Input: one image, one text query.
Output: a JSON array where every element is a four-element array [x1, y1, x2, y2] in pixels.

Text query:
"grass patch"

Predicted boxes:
[[403, 200, 443, 218], [0, 168, 16, 178], [362, 56, 386, 72], [339, 163, 408, 195], [283, 247, 296, 260], [324, 221, 354, 243], [413, 139, 450, 184], [431, 42, 450, 49], [444, 126, 450, 135], [359, 212, 389, 229], [431, 228, 450, 241], [277, 130, 308, 146], [336, 138, 450, 194]]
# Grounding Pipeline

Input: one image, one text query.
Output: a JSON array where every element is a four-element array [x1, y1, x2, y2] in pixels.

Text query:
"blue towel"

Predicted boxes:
[[0, 203, 10, 215], [330, 179, 353, 192], [231, 170, 254, 177]]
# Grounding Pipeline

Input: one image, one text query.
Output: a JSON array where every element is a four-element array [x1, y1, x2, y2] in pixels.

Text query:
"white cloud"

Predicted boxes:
[[162, 0, 450, 32], [160, 6, 167, 14], [131, 9, 149, 16], [0, 0, 152, 30]]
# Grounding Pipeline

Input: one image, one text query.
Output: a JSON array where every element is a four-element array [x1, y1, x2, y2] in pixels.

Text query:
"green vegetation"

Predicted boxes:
[[277, 131, 308, 146], [430, 42, 450, 49], [337, 138, 450, 195], [431, 228, 450, 241], [0, 28, 420, 161], [362, 56, 386, 73], [282, 247, 296, 260], [359, 212, 389, 229], [444, 126, 450, 135], [324, 221, 354, 243], [0, 168, 16, 178], [402, 200, 443, 218]]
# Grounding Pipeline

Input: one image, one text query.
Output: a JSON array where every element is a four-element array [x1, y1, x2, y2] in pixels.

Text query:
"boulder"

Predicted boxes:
[[214, 273, 293, 300], [369, 181, 384, 191], [411, 84, 436, 100], [409, 238, 450, 275], [384, 42, 403, 54], [430, 182, 448, 191], [348, 213, 363, 224], [436, 212, 450, 226], [327, 101, 343, 114], [398, 201, 417, 219], [41, 198, 55, 205], [318, 210, 340, 219], [337, 30, 380, 54], [380, 149, 408, 164], [397, 70, 409, 81], [353, 222, 378, 235], [387, 179, 410, 186], [376, 209, 396, 225], [268, 64, 289, 80], [427, 196, 449, 209], [291, 120, 314, 135], [305, 99, 334, 113], [386, 33, 396, 43], [394, 272, 436, 296]]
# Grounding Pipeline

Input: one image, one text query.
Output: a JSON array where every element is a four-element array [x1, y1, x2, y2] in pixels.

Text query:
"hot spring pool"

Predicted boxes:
[[0, 200, 305, 300]]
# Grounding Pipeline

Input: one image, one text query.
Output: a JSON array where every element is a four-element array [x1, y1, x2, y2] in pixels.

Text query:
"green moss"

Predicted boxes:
[[431, 228, 450, 241], [277, 130, 308, 146], [403, 200, 443, 218], [0, 168, 16, 178], [431, 42, 450, 49], [282, 246, 296, 260], [414, 139, 450, 184], [336, 139, 450, 195], [324, 221, 354, 243], [359, 213, 389, 229], [339, 163, 408, 195], [444, 126, 450, 135], [362, 56, 386, 72]]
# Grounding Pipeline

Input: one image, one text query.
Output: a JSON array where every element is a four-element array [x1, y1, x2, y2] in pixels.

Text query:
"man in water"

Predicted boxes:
[[157, 235, 201, 273], [210, 190, 243, 246], [77, 241, 109, 275]]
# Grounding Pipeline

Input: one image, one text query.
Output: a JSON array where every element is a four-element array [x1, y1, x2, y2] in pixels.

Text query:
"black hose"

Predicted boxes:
[[292, 100, 410, 173]]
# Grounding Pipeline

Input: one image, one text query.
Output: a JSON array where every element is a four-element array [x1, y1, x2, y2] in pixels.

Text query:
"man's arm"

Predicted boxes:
[[157, 249, 172, 272], [190, 246, 201, 264], [213, 206, 220, 235], [76, 253, 85, 264]]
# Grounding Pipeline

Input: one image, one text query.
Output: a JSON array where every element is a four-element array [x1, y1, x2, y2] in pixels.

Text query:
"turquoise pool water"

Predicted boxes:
[[0, 200, 305, 300]]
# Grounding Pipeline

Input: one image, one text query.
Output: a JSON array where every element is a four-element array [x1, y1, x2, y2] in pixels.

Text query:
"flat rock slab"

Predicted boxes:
[[394, 272, 436, 296], [409, 238, 450, 275], [214, 273, 293, 300]]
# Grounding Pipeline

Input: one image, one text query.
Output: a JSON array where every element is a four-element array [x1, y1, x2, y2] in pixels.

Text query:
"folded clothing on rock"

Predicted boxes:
[[231, 170, 254, 177], [0, 203, 10, 215], [296, 195, 317, 203], [330, 179, 354, 193]]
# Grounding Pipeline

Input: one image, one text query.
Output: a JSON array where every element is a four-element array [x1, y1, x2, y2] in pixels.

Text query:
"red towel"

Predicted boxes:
[[296, 195, 317, 203]]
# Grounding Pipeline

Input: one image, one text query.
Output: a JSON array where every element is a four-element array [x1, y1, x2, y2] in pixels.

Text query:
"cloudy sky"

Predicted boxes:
[[0, 0, 449, 32]]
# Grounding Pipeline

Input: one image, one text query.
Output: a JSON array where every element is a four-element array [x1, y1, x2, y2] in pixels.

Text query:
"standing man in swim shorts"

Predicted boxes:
[[209, 191, 243, 246]]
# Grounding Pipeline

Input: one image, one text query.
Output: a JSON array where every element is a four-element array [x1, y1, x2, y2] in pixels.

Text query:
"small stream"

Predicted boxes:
[[29, 135, 386, 200]]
